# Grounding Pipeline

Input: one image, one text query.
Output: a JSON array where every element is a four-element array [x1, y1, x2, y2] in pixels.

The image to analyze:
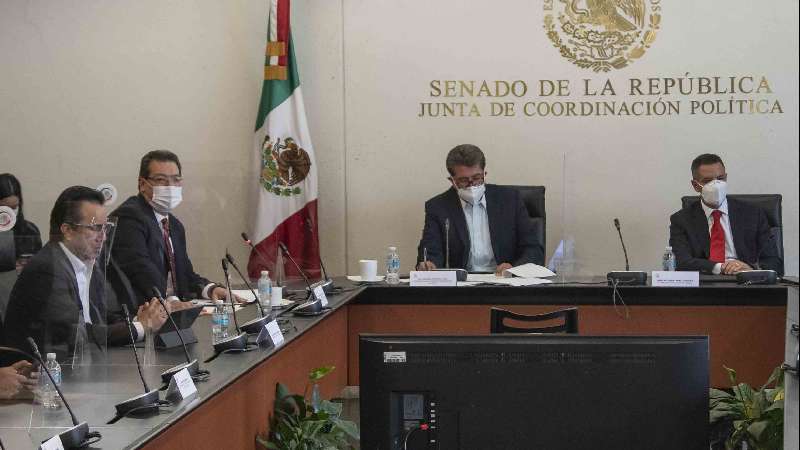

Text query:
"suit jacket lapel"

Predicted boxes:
[[137, 195, 166, 255], [444, 188, 469, 267], [727, 200, 745, 258], [689, 203, 711, 259], [54, 244, 82, 309], [484, 185, 501, 259]]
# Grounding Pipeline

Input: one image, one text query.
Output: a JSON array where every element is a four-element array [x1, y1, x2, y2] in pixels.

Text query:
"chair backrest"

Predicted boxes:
[[490, 306, 578, 334], [504, 185, 546, 265], [680, 194, 783, 270]]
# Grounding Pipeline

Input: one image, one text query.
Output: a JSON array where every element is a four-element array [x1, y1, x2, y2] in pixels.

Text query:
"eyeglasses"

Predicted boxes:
[[694, 174, 727, 186], [450, 173, 485, 189], [146, 175, 183, 186], [68, 221, 116, 234]]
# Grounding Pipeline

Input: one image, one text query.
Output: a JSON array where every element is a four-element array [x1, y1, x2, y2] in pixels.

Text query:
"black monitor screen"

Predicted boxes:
[[360, 335, 709, 450]]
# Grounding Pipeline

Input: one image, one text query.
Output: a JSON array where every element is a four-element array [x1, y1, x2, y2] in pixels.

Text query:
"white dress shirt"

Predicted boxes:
[[60, 242, 147, 340], [700, 199, 737, 275], [460, 195, 497, 272]]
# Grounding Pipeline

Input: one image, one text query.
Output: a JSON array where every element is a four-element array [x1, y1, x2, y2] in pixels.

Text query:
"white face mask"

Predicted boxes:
[[457, 184, 485, 204], [150, 186, 182, 214], [700, 179, 727, 209], [12, 207, 19, 217]]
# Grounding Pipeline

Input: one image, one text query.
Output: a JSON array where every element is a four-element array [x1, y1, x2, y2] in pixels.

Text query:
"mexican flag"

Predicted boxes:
[[247, 0, 320, 280]]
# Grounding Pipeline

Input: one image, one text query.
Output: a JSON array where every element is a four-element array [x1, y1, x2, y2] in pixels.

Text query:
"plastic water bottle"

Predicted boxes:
[[662, 246, 676, 271], [39, 353, 62, 409], [386, 246, 400, 284], [258, 270, 272, 314], [212, 300, 229, 343]]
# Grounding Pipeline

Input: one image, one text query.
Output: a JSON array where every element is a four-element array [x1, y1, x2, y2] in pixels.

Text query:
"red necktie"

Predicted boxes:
[[709, 210, 725, 263], [161, 218, 178, 292]]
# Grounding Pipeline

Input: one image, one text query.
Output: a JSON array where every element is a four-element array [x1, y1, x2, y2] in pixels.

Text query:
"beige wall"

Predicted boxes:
[[1, 0, 798, 279]]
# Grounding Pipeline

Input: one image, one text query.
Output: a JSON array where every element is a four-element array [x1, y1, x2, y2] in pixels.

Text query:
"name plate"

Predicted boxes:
[[39, 435, 64, 450], [257, 320, 285, 347], [651, 271, 699, 287], [410, 270, 457, 287], [166, 368, 197, 401], [313, 285, 329, 307]]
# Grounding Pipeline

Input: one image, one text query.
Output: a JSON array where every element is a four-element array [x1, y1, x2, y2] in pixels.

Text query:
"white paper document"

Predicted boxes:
[[504, 263, 556, 279], [465, 274, 552, 286]]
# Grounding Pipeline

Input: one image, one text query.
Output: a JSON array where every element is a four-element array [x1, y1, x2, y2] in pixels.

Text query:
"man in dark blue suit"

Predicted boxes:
[[669, 154, 782, 275], [416, 144, 543, 274], [110, 150, 236, 307]]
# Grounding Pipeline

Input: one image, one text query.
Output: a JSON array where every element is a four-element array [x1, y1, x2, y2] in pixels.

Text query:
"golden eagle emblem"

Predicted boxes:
[[544, 0, 660, 72], [260, 135, 312, 197]]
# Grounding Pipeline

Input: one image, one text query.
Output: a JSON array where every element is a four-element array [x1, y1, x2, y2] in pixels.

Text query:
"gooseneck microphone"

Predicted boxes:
[[225, 252, 271, 333], [445, 218, 451, 269], [278, 242, 313, 290], [613, 218, 630, 271], [279, 242, 325, 315], [241, 232, 272, 273], [24, 338, 98, 449], [211, 259, 248, 352], [607, 218, 647, 286], [112, 304, 160, 419], [151, 287, 201, 382], [305, 216, 335, 294]]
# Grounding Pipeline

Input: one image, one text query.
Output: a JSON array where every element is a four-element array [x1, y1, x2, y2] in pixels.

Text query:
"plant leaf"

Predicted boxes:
[[309, 366, 336, 382]]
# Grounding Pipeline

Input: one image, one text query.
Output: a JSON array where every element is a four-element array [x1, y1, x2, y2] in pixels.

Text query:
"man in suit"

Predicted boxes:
[[3, 186, 166, 360], [111, 150, 237, 306], [416, 144, 544, 274], [669, 153, 782, 275]]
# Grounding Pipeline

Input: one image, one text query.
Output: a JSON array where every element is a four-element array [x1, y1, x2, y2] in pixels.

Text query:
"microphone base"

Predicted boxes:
[[114, 389, 160, 417], [607, 271, 648, 286], [293, 298, 323, 315], [160, 359, 200, 383], [308, 278, 335, 295], [736, 270, 778, 285], [241, 315, 270, 334], [213, 332, 248, 353], [54, 421, 89, 449]]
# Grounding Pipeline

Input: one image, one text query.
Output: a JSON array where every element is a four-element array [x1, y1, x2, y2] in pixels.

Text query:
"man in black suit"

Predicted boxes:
[[669, 154, 782, 275], [416, 144, 543, 274], [111, 150, 236, 306], [3, 186, 166, 360]]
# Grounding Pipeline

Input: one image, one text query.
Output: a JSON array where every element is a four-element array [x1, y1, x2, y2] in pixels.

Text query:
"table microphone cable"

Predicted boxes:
[[610, 278, 631, 320]]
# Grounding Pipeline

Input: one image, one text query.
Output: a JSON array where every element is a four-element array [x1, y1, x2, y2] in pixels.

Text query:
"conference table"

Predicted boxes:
[[0, 277, 794, 449]]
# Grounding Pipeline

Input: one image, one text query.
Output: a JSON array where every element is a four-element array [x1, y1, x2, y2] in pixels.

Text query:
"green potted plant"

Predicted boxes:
[[257, 366, 359, 450], [709, 365, 785, 450]]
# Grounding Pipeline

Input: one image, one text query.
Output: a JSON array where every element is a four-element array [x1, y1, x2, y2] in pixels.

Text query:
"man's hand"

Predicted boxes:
[[211, 286, 246, 304], [0, 361, 38, 399], [721, 259, 752, 275], [495, 263, 513, 276], [416, 260, 437, 271], [138, 299, 169, 331]]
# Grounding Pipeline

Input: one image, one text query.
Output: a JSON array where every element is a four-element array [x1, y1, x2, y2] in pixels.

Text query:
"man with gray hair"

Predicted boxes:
[[416, 144, 543, 274]]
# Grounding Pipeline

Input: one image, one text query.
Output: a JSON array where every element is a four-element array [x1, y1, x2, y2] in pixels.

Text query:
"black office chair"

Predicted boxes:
[[490, 306, 578, 334], [504, 185, 545, 265], [680, 194, 783, 274]]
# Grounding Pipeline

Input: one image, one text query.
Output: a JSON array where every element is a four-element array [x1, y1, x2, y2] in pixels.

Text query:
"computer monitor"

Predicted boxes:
[[360, 335, 709, 450]]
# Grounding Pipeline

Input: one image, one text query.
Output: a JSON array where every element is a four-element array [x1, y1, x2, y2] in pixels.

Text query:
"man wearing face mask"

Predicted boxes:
[[416, 144, 543, 274], [668, 153, 782, 275], [110, 150, 234, 307]]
